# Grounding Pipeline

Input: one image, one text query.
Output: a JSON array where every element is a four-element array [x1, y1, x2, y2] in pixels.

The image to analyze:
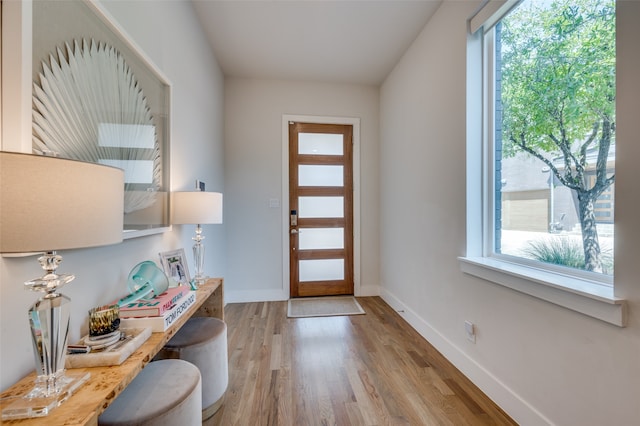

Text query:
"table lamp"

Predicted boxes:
[[171, 191, 223, 287], [0, 152, 124, 419]]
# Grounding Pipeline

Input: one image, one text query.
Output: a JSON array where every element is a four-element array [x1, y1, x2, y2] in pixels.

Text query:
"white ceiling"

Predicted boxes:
[[191, 0, 442, 86]]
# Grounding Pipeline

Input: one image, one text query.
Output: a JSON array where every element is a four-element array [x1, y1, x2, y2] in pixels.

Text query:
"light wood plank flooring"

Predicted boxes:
[[205, 297, 516, 425]]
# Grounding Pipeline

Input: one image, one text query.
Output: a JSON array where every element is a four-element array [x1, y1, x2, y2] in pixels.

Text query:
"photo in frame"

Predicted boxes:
[[159, 249, 192, 288]]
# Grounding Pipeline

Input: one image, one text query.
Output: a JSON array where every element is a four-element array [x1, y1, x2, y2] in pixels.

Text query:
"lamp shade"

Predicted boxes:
[[0, 152, 124, 253], [171, 191, 223, 225]]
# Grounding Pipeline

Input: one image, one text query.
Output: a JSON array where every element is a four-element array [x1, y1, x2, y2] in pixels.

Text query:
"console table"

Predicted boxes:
[[0, 278, 224, 425]]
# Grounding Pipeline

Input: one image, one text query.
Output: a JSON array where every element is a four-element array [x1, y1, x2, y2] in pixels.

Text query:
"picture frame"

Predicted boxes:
[[159, 249, 192, 288], [31, 0, 172, 239]]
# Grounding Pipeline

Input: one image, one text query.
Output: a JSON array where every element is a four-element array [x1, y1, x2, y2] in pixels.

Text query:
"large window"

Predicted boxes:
[[463, 0, 624, 326], [494, 0, 615, 278]]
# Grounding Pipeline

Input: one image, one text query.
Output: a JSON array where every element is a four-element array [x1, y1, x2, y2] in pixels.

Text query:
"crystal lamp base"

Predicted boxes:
[[1, 256, 91, 421], [191, 225, 209, 289]]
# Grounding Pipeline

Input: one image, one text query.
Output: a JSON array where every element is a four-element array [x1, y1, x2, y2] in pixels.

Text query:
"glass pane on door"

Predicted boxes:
[[298, 196, 344, 218], [298, 165, 344, 187], [299, 259, 344, 282], [299, 133, 343, 155], [299, 228, 344, 250]]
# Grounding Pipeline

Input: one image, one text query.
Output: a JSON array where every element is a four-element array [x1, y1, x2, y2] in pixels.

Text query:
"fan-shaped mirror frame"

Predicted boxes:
[[32, 0, 171, 239]]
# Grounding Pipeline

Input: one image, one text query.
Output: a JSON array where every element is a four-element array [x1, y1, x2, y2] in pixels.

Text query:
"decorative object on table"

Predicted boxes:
[[88, 304, 120, 337], [159, 249, 192, 288], [65, 327, 152, 369], [0, 152, 123, 420], [171, 189, 223, 288], [121, 291, 197, 332], [118, 285, 187, 318], [84, 330, 124, 350], [116, 260, 170, 307]]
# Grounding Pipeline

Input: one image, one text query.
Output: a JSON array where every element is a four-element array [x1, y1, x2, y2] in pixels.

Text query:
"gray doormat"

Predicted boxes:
[[287, 296, 365, 318]]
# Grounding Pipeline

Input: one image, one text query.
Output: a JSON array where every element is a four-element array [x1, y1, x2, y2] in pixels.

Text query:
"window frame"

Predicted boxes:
[[462, 0, 626, 327]]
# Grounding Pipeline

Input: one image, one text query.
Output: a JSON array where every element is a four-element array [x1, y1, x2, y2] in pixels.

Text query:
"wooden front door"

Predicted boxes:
[[289, 122, 353, 297]]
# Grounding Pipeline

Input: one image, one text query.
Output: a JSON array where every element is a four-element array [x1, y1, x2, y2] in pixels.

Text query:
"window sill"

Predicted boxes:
[[459, 257, 627, 327]]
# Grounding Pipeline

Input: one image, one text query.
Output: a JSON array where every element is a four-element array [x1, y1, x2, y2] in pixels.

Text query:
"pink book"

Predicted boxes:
[[118, 286, 187, 318]]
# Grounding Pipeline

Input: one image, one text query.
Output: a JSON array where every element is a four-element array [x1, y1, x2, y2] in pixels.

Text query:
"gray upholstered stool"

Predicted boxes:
[[155, 316, 228, 420], [98, 359, 201, 426]]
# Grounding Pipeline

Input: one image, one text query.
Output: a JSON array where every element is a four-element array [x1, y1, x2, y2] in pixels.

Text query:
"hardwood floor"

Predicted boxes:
[[205, 297, 516, 426]]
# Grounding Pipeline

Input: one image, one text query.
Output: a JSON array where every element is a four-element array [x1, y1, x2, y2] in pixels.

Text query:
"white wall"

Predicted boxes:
[[224, 78, 379, 302], [0, 0, 225, 390], [380, 1, 640, 425]]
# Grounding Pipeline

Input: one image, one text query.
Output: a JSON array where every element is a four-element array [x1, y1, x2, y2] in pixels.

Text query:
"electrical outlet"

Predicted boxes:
[[464, 320, 476, 343]]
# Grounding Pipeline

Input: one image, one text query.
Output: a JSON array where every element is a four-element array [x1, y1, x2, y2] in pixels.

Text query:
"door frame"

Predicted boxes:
[[282, 114, 361, 298]]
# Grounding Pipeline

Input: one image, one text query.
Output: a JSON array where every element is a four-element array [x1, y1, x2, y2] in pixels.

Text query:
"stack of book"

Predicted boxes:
[[119, 286, 197, 332]]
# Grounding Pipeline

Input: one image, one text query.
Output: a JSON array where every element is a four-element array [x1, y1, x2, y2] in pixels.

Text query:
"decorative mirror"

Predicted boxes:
[[32, 0, 171, 238]]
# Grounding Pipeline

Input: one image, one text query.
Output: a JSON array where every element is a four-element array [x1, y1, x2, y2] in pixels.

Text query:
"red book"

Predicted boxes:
[[118, 286, 187, 318]]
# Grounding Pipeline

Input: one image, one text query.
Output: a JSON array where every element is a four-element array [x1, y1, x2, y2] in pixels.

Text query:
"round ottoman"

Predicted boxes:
[[155, 317, 228, 420], [99, 359, 201, 426]]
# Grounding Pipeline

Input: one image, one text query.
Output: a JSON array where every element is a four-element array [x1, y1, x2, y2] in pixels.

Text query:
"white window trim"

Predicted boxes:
[[459, 257, 626, 326], [462, 2, 627, 328]]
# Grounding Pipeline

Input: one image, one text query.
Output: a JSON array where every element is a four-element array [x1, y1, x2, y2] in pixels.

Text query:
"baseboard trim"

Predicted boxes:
[[226, 289, 288, 304], [355, 284, 380, 297], [379, 288, 553, 426]]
